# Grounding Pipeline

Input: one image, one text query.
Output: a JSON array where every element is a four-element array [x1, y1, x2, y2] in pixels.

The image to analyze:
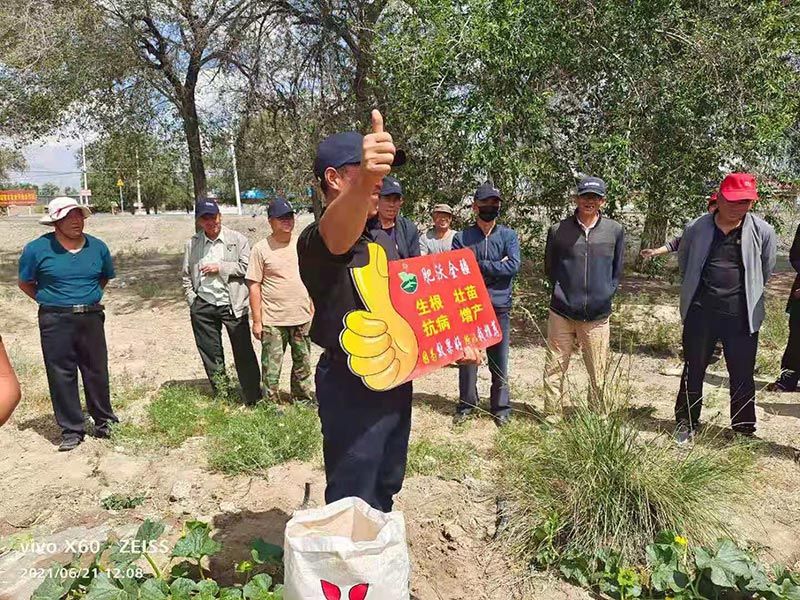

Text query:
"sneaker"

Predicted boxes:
[[58, 437, 82, 452], [673, 423, 694, 446], [452, 411, 471, 425]]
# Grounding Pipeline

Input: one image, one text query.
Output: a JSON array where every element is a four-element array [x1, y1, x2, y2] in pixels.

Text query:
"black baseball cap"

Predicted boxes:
[[380, 176, 403, 197], [195, 199, 220, 218], [576, 176, 607, 197], [313, 131, 407, 179], [474, 182, 502, 202], [268, 198, 294, 219]]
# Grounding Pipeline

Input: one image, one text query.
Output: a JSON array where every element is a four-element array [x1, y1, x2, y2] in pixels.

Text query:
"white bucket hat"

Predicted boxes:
[[40, 197, 92, 225]]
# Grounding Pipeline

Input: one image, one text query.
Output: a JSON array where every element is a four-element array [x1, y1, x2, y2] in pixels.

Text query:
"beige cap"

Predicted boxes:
[[432, 203, 453, 215]]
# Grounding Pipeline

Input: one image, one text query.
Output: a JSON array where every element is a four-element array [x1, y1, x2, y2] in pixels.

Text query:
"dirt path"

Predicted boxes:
[[1, 214, 800, 599]]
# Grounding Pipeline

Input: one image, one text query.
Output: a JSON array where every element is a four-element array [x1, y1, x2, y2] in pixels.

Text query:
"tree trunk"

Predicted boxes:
[[181, 92, 207, 202], [636, 206, 671, 270], [312, 183, 324, 222]]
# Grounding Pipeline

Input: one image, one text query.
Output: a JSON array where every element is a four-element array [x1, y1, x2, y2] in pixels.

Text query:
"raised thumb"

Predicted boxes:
[[371, 109, 384, 134], [351, 243, 391, 313]]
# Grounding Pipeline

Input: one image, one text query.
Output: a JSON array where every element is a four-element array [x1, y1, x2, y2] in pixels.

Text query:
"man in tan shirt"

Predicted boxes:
[[246, 199, 314, 402]]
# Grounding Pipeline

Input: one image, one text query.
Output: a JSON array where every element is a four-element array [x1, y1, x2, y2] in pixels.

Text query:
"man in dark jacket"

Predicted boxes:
[[768, 223, 800, 392], [543, 176, 625, 416], [452, 182, 521, 426], [373, 175, 421, 259]]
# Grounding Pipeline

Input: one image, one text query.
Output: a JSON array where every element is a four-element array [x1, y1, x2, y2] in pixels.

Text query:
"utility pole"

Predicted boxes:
[[230, 140, 242, 216], [80, 134, 89, 205], [116, 178, 125, 213], [135, 148, 142, 212]]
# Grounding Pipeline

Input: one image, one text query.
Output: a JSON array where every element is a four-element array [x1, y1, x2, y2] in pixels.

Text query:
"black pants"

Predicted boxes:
[[457, 309, 511, 418], [38, 310, 117, 440], [775, 304, 800, 390], [316, 353, 412, 512], [189, 297, 262, 403], [675, 304, 758, 433]]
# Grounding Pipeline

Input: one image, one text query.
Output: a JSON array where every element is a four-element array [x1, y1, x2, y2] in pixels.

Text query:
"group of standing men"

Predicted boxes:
[[11, 110, 793, 516]]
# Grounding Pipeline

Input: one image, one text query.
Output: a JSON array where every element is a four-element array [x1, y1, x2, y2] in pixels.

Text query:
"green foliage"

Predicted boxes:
[[172, 521, 222, 562], [543, 530, 800, 600], [611, 295, 683, 357], [110, 385, 320, 476], [407, 437, 480, 480], [84, 130, 191, 214], [101, 493, 145, 510], [207, 403, 321, 475], [111, 385, 225, 450], [32, 519, 284, 599], [756, 297, 790, 376], [376, 0, 800, 236], [496, 410, 756, 563], [146, 386, 225, 447]]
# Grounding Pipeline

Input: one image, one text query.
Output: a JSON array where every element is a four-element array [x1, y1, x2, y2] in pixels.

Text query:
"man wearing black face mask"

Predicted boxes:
[[452, 182, 521, 426]]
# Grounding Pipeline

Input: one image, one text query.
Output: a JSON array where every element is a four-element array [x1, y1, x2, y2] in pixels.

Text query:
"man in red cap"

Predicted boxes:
[[673, 173, 776, 443]]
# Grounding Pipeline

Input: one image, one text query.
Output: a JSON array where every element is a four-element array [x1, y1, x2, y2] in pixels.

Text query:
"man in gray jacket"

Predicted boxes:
[[675, 173, 776, 443], [182, 199, 262, 403]]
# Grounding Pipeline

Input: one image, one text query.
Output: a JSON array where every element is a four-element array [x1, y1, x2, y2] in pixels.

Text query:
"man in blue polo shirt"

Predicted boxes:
[[18, 197, 118, 451]]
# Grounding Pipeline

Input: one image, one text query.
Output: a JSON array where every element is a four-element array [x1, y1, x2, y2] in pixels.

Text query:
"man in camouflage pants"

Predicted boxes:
[[246, 199, 314, 402]]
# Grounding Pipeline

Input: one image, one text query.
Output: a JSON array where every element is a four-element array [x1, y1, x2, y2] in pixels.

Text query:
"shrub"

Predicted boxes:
[[207, 403, 321, 475], [496, 410, 756, 564]]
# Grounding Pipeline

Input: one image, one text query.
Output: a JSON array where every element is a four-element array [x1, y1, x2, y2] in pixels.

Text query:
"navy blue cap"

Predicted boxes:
[[313, 131, 407, 179], [474, 182, 502, 202], [380, 176, 403, 197], [268, 198, 294, 219], [195, 199, 220, 217], [576, 176, 607, 197]]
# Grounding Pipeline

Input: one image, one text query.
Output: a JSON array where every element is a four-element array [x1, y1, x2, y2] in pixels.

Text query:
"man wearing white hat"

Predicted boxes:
[[18, 197, 118, 451]]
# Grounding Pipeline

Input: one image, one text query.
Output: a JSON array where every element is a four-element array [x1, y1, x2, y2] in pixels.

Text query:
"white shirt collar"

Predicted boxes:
[[578, 214, 600, 233], [203, 229, 225, 245]]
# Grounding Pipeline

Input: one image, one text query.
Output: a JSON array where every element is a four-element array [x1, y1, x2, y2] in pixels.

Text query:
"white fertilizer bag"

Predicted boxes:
[[283, 496, 410, 600]]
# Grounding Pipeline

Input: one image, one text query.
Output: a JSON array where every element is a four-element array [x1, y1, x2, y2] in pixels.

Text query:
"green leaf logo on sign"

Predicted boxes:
[[399, 272, 418, 294]]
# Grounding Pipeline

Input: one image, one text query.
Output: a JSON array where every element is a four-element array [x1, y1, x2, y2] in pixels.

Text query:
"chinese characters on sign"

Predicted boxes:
[[0, 189, 37, 207], [386, 248, 502, 383]]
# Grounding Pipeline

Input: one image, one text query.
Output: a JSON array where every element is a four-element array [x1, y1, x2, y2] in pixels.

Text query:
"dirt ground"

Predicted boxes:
[[1, 213, 800, 599]]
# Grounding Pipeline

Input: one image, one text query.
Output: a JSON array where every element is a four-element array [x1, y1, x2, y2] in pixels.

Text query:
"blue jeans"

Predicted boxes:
[[457, 309, 511, 418]]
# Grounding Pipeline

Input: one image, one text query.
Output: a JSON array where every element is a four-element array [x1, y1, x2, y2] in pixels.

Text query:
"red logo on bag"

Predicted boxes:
[[321, 580, 369, 600]]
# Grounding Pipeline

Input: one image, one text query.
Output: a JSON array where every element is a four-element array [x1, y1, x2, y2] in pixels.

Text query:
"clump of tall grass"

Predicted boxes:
[[496, 409, 756, 564], [207, 403, 321, 475]]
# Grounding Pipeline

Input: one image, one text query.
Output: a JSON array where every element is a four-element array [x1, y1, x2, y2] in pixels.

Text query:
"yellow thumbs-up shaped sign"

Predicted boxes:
[[340, 243, 419, 391]]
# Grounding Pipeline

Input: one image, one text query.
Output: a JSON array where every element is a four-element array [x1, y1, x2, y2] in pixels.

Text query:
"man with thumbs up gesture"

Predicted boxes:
[[297, 110, 415, 512]]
